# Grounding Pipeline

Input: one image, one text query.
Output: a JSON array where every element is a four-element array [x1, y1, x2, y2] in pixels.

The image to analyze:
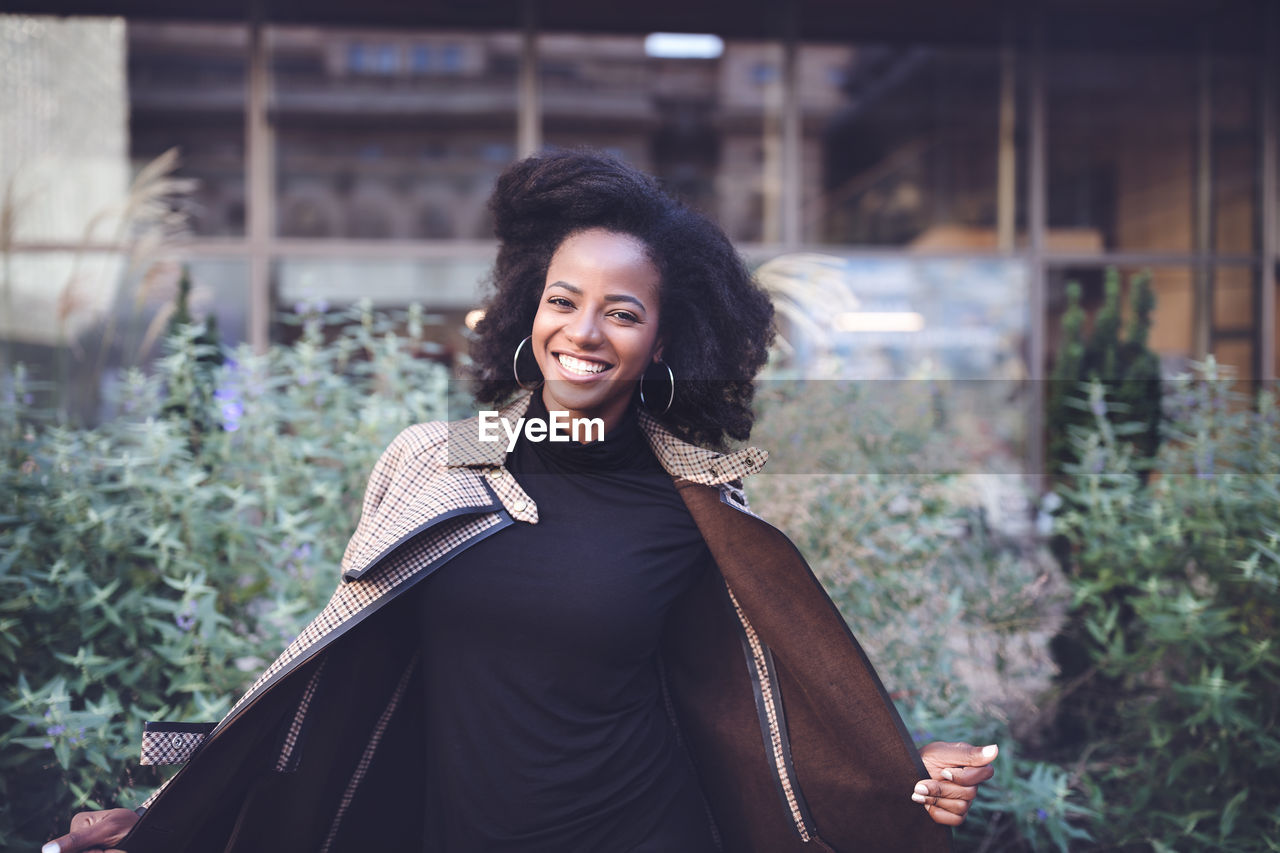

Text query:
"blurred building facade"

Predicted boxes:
[[1, 1, 1276, 442]]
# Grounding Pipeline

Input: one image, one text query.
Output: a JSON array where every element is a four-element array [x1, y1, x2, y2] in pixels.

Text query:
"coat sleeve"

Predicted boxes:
[[672, 479, 952, 853]]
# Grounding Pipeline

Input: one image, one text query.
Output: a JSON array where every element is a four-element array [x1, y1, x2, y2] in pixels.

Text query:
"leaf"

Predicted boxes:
[[1219, 787, 1248, 840], [78, 578, 123, 612]]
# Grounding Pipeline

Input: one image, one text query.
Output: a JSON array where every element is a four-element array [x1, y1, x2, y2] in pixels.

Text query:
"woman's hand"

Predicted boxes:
[[42, 808, 138, 853], [912, 741, 998, 826]]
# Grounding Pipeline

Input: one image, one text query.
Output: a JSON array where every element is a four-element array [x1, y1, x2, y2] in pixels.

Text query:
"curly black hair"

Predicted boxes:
[[470, 149, 775, 450]]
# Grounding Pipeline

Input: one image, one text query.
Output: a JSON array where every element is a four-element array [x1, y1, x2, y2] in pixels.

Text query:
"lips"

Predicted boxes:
[[554, 352, 613, 378]]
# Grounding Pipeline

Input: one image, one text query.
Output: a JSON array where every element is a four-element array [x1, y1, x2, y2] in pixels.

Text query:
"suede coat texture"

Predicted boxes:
[[121, 395, 951, 853]]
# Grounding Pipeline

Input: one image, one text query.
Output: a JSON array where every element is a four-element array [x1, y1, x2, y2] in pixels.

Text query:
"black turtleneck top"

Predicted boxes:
[[415, 398, 719, 852]]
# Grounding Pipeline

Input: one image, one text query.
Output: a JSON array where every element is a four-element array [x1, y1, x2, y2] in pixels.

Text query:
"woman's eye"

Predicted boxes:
[[547, 296, 573, 308], [611, 311, 639, 324]]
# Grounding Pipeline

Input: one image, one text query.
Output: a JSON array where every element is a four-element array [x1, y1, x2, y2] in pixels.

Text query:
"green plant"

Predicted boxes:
[[0, 302, 447, 849], [1047, 269, 1162, 481], [1051, 364, 1280, 850], [158, 266, 224, 448]]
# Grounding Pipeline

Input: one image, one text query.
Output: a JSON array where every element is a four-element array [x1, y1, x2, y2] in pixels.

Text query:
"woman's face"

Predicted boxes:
[[531, 227, 663, 436]]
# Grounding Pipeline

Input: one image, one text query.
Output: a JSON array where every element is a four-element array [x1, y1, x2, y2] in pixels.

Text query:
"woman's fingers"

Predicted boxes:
[[44, 808, 137, 853], [938, 761, 995, 787], [915, 779, 977, 805], [913, 741, 999, 825], [923, 804, 966, 827], [912, 779, 978, 821], [42, 829, 84, 853], [42, 833, 73, 853], [920, 741, 999, 774]]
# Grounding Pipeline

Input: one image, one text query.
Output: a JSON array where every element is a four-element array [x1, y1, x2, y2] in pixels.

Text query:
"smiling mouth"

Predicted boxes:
[[555, 353, 612, 376]]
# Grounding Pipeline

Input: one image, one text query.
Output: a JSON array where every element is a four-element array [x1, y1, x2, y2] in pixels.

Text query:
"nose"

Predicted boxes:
[[564, 309, 603, 348]]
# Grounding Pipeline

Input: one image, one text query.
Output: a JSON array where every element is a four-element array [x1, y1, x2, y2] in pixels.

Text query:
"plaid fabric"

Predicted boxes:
[[637, 408, 769, 487], [274, 657, 327, 773], [139, 724, 215, 766], [136, 394, 770, 807], [340, 420, 522, 576]]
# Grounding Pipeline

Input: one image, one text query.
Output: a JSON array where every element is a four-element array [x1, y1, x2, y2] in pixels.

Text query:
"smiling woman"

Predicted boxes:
[[532, 228, 665, 434], [472, 151, 775, 451], [50, 150, 995, 853]]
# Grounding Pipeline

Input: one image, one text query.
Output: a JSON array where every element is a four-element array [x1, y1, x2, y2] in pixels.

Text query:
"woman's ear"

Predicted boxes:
[[652, 336, 665, 363]]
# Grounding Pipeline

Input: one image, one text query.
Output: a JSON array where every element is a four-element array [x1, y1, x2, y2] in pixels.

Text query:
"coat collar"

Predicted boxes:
[[442, 392, 768, 487]]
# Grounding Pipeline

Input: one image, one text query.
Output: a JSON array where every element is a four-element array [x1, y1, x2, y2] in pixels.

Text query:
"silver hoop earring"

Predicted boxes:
[[513, 335, 542, 391], [639, 360, 675, 416]]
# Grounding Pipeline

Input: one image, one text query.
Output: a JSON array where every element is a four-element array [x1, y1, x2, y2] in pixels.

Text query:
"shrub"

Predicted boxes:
[[0, 303, 448, 849], [1047, 269, 1162, 481], [1052, 364, 1280, 849]]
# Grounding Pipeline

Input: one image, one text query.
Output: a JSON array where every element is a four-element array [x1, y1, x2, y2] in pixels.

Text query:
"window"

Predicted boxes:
[[348, 42, 399, 75], [273, 27, 518, 241]]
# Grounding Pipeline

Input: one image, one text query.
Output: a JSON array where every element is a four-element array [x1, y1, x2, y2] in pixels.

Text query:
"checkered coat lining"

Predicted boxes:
[[135, 395, 778, 802]]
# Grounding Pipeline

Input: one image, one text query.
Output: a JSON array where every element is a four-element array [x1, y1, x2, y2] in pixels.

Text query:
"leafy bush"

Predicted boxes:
[[750, 381, 1092, 851], [1052, 364, 1280, 850], [0, 303, 447, 849], [1047, 269, 1163, 481]]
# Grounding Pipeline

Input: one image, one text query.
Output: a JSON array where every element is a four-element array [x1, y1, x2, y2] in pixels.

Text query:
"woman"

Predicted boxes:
[[48, 151, 995, 853]]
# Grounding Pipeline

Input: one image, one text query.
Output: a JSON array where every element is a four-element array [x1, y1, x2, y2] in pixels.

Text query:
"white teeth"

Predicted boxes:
[[557, 354, 608, 375]]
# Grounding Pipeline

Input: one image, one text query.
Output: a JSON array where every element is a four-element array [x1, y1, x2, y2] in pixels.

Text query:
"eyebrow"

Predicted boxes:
[[546, 281, 649, 312]]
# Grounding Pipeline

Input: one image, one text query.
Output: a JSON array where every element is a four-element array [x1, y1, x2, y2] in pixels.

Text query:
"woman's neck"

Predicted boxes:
[[535, 387, 635, 444]]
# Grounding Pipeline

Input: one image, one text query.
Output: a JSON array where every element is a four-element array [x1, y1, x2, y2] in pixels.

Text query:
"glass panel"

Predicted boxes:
[[1, 252, 248, 423], [1, 17, 129, 244], [182, 257, 251, 348], [1212, 54, 1258, 254], [127, 22, 248, 238], [1048, 52, 1195, 252], [715, 41, 779, 242], [1212, 265, 1254, 331], [0, 250, 124, 352], [93, 256, 250, 423], [540, 34, 773, 244], [271, 27, 519, 240], [273, 255, 491, 357], [758, 254, 1028, 379], [808, 47, 1004, 248], [1211, 337, 1253, 381], [542, 39, 1006, 249], [1047, 266, 1195, 375], [1, 252, 116, 423], [754, 254, 1030, 473]]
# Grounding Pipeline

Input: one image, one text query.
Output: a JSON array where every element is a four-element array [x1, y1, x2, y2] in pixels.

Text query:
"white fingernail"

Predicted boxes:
[[914, 782, 929, 795], [43, 843, 61, 853], [982, 744, 999, 759], [911, 792, 926, 803], [941, 769, 954, 781]]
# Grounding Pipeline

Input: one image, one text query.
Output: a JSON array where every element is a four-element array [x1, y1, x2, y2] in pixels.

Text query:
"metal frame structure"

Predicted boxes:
[[1261, 2, 1278, 383], [7, 5, 1278, 392]]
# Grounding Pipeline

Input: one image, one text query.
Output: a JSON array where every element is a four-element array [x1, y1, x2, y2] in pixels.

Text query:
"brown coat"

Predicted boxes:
[[122, 395, 951, 852]]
